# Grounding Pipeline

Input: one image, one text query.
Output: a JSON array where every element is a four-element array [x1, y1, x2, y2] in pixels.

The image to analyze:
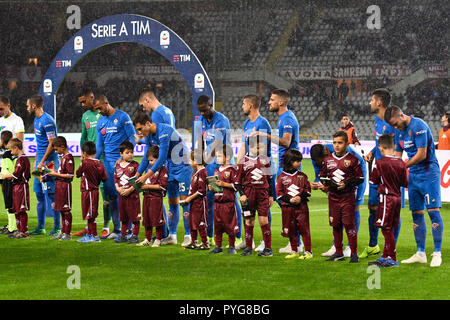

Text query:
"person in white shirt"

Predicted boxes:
[[0, 96, 25, 141]]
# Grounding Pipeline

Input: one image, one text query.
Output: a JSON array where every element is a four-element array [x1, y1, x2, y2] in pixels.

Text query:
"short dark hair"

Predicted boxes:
[[1, 130, 13, 145], [8, 138, 22, 150], [0, 96, 10, 105], [217, 144, 233, 161], [444, 111, 450, 119], [80, 87, 93, 97], [283, 149, 303, 171], [133, 112, 152, 126], [139, 88, 155, 100], [190, 149, 206, 166], [146, 145, 159, 159], [243, 95, 261, 109], [378, 134, 394, 149], [119, 140, 134, 154], [95, 94, 108, 104], [81, 141, 96, 155], [372, 88, 391, 108], [333, 130, 348, 143], [28, 95, 44, 108], [384, 105, 402, 123], [271, 89, 290, 103], [310, 144, 326, 163], [52, 136, 67, 148], [197, 95, 211, 106]]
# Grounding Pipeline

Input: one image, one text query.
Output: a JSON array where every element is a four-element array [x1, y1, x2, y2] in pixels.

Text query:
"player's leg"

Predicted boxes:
[[104, 161, 121, 238], [44, 192, 61, 236], [359, 184, 380, 258], [297, 210, 312, 259], [100, 186, 111, 238], [179, 172, 192, 246], [241, 216, 255, 256], [257, 198, 272, 257], [206, 190, 215, 246], [30, 178, 46, 235], [164, 179, 180, 245]]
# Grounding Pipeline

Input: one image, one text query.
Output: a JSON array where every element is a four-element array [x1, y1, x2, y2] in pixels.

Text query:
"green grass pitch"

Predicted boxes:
[[0, 157, 448, 300]]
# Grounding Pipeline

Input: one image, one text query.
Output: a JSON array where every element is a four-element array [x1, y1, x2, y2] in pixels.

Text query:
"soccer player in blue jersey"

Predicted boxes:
[[194, 95, 243, 248], [27, 95, 61, 236], [310, 142, 367, 257], [237, 94, 274, 251], [94, 95, 136, 239], [385, 105, 443, 267], [360, 88, 402, 259], [139, 89, 189, 245], [251, 89, 301, 253]]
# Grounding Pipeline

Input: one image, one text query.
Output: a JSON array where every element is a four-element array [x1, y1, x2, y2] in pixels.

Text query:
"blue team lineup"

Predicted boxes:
[[4, 87, 444, 268]]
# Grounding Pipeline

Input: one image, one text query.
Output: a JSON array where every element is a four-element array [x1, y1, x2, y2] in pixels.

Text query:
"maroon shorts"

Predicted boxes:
[[214, 202, 238, 236], [244, 187, 269, 218], [375, 194, 401, 228], [328, 194, 355, 227], [54, 181, 72, 212], [12, 183, 29, 213], [189, 197, 208, 230], [142, 195, 165, 227], [281, 205, 309, 237], [119, 192, 141, 222], [81, 190, 99, 220]]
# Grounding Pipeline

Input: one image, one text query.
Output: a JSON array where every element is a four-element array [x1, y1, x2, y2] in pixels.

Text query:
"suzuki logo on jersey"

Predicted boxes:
[[194, 73, 204, 92], [287, 184, 300, 197], [56, 60, 72, 68], [173, 54, 191, 62], [74, 36, 83, 53], [43, 79, 52, 96], [332, 169, 345, 184], [250, 168, 263, 182], [160, 30, 170, 48]]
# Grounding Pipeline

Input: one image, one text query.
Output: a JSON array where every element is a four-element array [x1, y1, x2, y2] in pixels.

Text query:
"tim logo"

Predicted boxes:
[[56, 60, 72, 68], [43, 79, 52, 96], [194, 73, 204, 92], [74, 36, 83, 54], [160, 30, 170, 49], [173, 54, 190, 62]]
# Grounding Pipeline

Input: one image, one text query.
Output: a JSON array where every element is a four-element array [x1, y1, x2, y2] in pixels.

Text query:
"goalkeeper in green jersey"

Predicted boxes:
[[0, 130, 16, 235]]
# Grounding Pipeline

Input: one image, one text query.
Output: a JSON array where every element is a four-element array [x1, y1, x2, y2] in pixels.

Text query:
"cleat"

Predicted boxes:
[[73, 229, 88, 237], [343, 246, 351, 258], [207, 237, 215, 247], [381, 257, 399, 268], [236, 239, 247, 250], [209, 246, 223, 254], [137, 239, 152, 247], [161, 235, 177, 245], [127, 234, 140, 244], [8, 231, 21, 238], [51, 233, 64, 240], [258, 248, 273, 257], [368, 257, 387, 267], [196, 243, 210, 250], [321, 245, 336, 257], [185, 242, 198, 250], [279, 242, 294, 254], [401, 252, 427, 264], [100, 229, 109, 239], [181, 235, 191, 247], [227, 246, 237, 254], [29, 228, 46, 236], [114, 235, 128, 243], [240, 247, 253, 256], [152, 239, 161, 247], [430, 252, 442, 267], [326, 252, 345, 261], [349, 253, 359, 263], [59, 234, 72, 241], [299, 251, 313, 260], [285, 251, 299, 259], [106, 232, 121, 240], [47, 228, 61, 237], [255, 240, 265, 252], [359, 245, 380, 259], [91, 236, 101, 242], [77, 234, 93, 243]]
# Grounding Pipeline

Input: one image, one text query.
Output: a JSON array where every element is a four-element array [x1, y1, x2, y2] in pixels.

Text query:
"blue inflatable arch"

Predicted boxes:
[[38, 14, 214, 126]]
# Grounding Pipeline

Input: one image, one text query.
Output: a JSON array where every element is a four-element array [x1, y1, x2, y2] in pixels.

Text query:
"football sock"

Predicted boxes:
[[156, 226, 164, 240], [244, 224, 254, 249], [412, 213, 426, 252], [261, 224, 271, 249], [190, 230, 198, 243], [15, 213, 21, 231], [290, 236, 299, 252], [102, 199, 111, 229], [88, 218, 97, 237], [299, 223, 312, 253], [228, 234, 235, 247], [393, 215, 401, 244], [61, 213, 66, 234], [145, 226, 153, 241], [121, 221, 130, 236], [333, 226, 344, 255], [235, 197, 242, 238], [199, 228, 208, 245], [162, 206, 169, 238], [132, 220, 140, 236], [345, 224, 358, 255], [8, 213, 17, 232], [207, 192, 214, 238], [168, 203, 180, 235], [368, 209, 379, 247], [381, 228, 396, 260], [36, 191, 46, 229], [46, 193, 60, 230], [182, 204, 190, 236], [215, 233, 223, 248], [297, 231, 302, 247], [65, 212, 72, 234], [109, 196, 120, 233], [428, 210, 443, 252], [355, 210, 360, 233]]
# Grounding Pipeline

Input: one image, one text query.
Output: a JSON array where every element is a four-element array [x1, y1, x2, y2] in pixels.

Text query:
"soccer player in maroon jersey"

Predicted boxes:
[[48, 136, 74, 241], [138, 145, 169, 247], [235, 136, 274, 257], [368, 134, 408, 267], [76, 141, 108, 243], [276, 149, 312, 260], [183, 150, 209, 250], [319, 131, 364, 263], [208, 144, 239, 255], [113, 141, 141, 244], [3, 138, 30, 239]]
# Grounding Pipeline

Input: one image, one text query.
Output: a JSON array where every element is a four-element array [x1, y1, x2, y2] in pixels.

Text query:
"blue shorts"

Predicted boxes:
[[103, 160, 119, 197], [355, 181, 366, 206], [408, 172, 441, 212], [33, 154, 59, 194], [167, 165, 192, 198], [368, 183, 379, 207]]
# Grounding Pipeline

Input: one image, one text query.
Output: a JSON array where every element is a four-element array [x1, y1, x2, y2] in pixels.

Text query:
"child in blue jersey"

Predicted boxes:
[[385, 105, 443, 267]]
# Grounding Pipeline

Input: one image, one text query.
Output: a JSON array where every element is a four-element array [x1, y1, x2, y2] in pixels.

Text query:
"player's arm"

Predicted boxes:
[[15, 117, 25, 142], [80, 118, 87, 148], [137, 143, 150, 176], [95, 129, 105, 160], [124, 116, 137, 147], [405, 146, 426, 168], [37, 137, 56, 171], [252, 130, 292, 148], [137, 136, 168, 183], [48, 171, 73, 179]]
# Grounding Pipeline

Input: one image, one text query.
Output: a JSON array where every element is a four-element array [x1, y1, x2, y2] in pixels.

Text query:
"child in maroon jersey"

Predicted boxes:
[[114, 141, 141, 244], [183, 150, 209, 250], [368, 134, 408, 267], [276, 149, 312, 260], [208, 144, 239, 254], [76, 141, 108, 242], [138, 145, 169, 248], [319, 131, 364, 263], [48, 136, 75, 240], [3, 138, 30, 239], [235, 136, 274, 257]]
